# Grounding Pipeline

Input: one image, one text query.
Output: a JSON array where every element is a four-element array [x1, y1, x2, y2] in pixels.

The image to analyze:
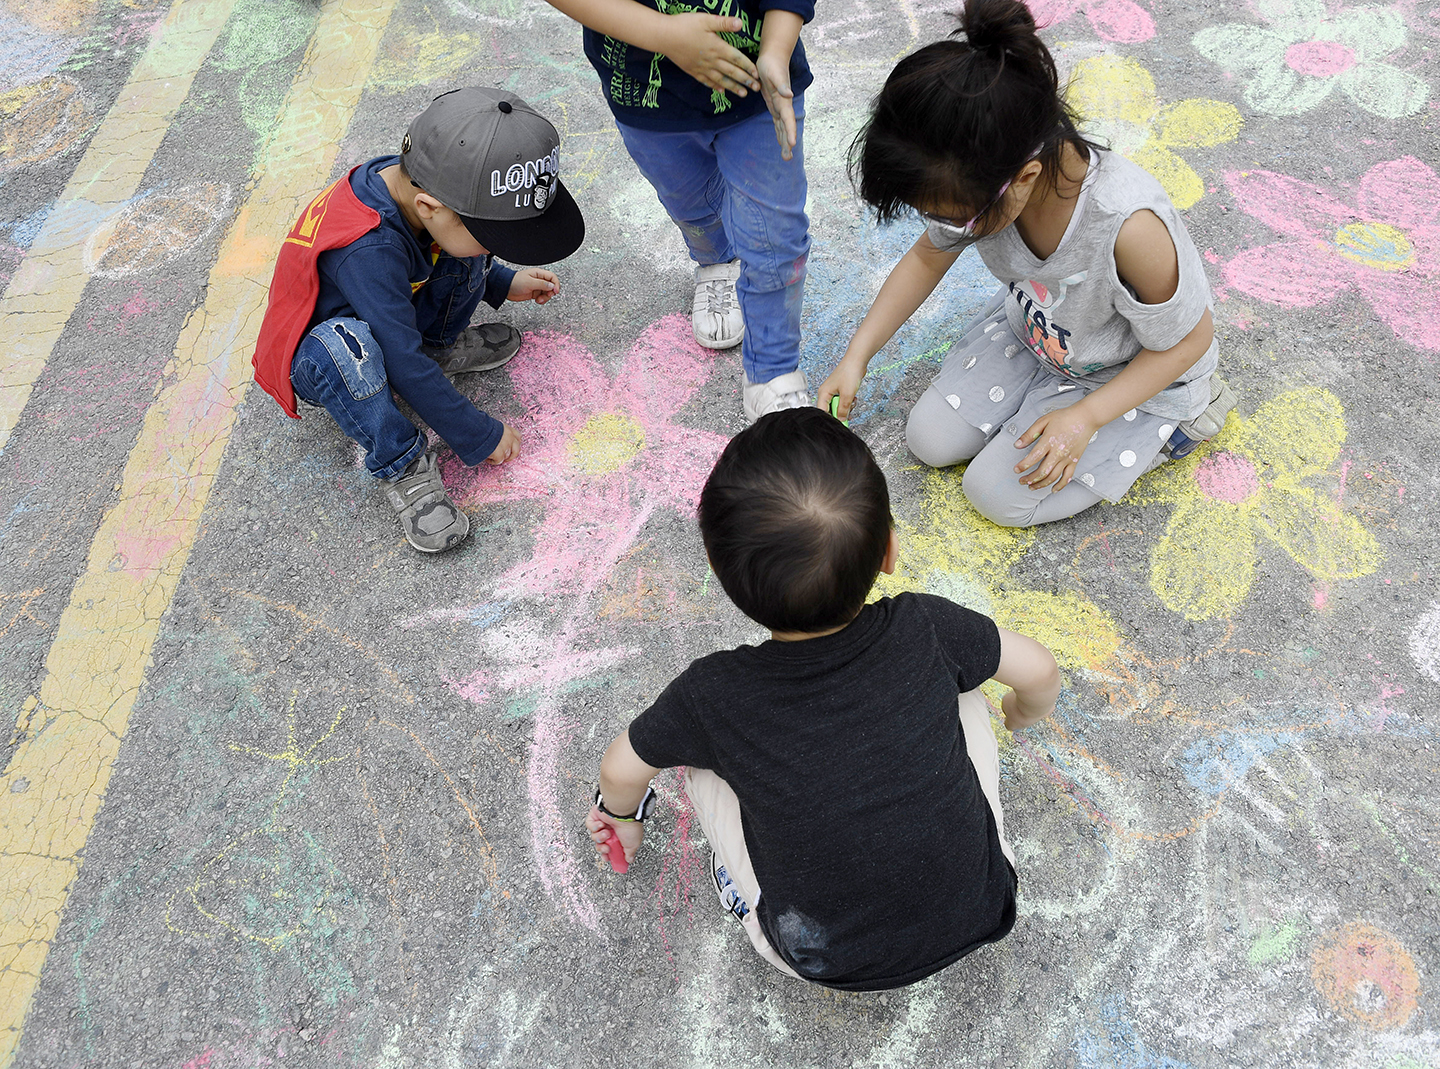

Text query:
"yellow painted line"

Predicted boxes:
[[0, 0, 401, 1061], [0, 0, 241, 455]]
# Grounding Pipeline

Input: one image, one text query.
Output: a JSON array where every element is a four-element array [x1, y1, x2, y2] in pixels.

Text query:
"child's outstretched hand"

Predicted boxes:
[[756, 51, 796, 160], [586, 805, 644, 873], [1014, 405, 1100, 491], [487, 423, 521, 464], [508, 268, 559, 305], [817, 356, 867, 421], [658, 14, 760, 97]]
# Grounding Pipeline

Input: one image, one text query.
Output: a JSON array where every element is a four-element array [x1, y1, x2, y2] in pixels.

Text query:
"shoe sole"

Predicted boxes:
[[405, 530, 467, 553], [692, 330, 743, 351]]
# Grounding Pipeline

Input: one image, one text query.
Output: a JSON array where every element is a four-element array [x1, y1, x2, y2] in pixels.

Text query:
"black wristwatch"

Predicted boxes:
[[594, 785, 657, 822]]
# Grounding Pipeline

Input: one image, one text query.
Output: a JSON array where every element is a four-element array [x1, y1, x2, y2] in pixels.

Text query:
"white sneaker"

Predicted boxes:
[[692, 260, 743, 349], [743, 370, 811, 422]]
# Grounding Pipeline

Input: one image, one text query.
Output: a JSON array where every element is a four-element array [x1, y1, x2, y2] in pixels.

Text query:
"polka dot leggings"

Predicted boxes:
[[906, 386, 1105, 527]]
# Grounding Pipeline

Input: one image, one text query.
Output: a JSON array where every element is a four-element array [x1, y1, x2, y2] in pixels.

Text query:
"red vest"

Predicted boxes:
[[251, 169, 382, 417]]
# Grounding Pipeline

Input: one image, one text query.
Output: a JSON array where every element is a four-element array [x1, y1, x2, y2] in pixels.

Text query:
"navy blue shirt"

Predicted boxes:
[[583, 0, 815, 131], [311, 156, 516, 464]]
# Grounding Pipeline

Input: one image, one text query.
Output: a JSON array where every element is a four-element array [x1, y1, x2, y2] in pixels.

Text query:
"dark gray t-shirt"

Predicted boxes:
[[628, 592, 1015, 990]]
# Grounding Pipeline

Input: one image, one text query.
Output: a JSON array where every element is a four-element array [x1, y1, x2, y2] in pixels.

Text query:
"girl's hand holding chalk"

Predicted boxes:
[[818, 354, 867, 423]]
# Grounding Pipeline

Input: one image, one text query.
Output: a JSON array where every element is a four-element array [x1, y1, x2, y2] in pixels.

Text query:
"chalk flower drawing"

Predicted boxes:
[[439, 315, 727, 929], [447, 314, 726, 598], [1067, 55, 1243, 210], [1192, 0, 1428, 118], [1025, 0, 1155, 43], [1311, 921, 1421, 1029], [1139, 387, 1382, 621], [1222, 156, 1440, 352]]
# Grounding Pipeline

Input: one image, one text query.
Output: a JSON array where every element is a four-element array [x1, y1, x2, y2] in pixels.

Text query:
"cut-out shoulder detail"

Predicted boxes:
[[1114, 209, 1180, 305]]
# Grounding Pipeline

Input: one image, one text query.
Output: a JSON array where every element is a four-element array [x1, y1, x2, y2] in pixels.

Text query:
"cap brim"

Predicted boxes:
[[461, 181, 585, 266]]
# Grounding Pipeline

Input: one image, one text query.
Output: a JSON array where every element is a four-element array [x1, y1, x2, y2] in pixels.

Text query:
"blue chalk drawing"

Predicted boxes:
[[799, 220, 999, 423], [1179, 730, 1298, 794], [1076, 995, 1197, 1069]]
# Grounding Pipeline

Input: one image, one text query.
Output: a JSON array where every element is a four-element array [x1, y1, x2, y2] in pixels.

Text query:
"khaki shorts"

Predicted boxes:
[[683, 688, 1014, 979]]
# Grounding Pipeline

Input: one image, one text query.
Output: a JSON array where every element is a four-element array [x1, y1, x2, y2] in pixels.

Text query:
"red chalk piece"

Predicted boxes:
[[604, 829, 628, 874]]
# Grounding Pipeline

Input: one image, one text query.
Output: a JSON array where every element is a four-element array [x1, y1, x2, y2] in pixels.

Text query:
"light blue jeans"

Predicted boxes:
[[616, 98, 809, 385]]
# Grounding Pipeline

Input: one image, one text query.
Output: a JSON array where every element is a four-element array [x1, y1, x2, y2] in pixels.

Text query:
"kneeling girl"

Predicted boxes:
[[819, 0, 1229, 527]]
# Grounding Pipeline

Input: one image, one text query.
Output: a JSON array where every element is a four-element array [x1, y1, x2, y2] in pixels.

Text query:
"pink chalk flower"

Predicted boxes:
[[432, 315, 727, 930], [1221, 156, 1440, 353], [1026, 0, 1155, 43], [1193, 0, 1428, 118], [444, 313, 728, 599]]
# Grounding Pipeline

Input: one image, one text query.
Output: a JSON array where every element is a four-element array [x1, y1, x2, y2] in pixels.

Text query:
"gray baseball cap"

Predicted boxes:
[[401, 87, 585, 266]]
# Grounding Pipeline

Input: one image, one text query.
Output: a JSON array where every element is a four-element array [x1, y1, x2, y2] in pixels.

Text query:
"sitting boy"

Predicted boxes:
[[252, 87, 585, 552], [586, 407, 1061, 989]]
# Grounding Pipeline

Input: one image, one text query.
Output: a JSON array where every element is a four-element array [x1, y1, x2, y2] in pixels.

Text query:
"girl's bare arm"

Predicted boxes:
[[818, 233, 961, 418]]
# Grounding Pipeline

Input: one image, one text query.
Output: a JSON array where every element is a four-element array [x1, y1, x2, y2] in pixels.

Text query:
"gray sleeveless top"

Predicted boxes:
[[942, 150, 1217, 421]]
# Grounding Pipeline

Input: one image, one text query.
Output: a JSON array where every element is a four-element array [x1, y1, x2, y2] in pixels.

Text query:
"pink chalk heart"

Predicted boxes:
[[1031, 281, 1049, 302], [1284, 40, 1357, 78], [1194, 451, 1260, 505]]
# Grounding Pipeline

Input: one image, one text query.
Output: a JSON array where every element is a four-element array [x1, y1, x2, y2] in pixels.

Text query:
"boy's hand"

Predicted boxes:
[[586, 806, 644, 870], [487, 423, 521, 464], [1001, 689, 1054, 732], [658, 13, 760, 97], [508, 268, 559, 305], [756, 51, 796, 160], [817, 355, 868, 421], [1014, 404, 1100, 492]]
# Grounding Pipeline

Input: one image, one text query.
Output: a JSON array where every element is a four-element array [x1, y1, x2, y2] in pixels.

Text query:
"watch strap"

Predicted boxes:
[[594, 785, 656, 822]]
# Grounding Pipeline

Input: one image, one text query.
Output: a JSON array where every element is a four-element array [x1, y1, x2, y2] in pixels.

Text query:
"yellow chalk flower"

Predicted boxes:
[[1067, 55, 1243, 209], [874, 470, 1124, 677], [1136, 387, 1381, 620]]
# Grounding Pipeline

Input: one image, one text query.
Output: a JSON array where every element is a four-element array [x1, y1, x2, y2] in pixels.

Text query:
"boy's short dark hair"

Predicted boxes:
[[698, 408, 893, 633]]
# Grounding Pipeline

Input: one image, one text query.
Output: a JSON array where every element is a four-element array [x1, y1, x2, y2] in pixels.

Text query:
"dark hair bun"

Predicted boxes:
[[848, 0, 1096, 229], [956, 0, 1041, 56]]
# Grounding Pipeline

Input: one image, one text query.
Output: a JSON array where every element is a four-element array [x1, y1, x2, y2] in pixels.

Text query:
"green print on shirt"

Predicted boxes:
[[601, 0, 758, 112]]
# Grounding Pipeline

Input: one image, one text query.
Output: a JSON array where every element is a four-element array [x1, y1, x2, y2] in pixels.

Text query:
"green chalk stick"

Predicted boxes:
[[829, 395, 849, 427]]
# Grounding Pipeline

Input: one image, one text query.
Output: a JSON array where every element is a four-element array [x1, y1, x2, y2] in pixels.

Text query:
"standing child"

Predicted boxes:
[[818, 0, 1234, 527], [252, 88, 585, 552], [586, 407, 1062, 989], [545, 0, 814, 420]]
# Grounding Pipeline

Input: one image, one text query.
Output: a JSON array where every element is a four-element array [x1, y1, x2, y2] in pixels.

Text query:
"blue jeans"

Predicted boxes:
[[616, 98, 809, 384], [291, 255, 491, 478]]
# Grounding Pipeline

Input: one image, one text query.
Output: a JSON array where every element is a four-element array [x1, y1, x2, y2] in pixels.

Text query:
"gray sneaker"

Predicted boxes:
[[381, 451, 469, 553], [1164, 375, 1238, 459], [423, 323, 522, 378]]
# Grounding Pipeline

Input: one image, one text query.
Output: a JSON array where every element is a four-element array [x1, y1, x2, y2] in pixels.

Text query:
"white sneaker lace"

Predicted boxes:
[[700, 280, 735, 316]]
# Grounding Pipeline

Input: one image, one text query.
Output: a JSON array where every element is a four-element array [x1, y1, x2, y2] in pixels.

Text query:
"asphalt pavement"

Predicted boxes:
[[0, 0, 1436, 1066]]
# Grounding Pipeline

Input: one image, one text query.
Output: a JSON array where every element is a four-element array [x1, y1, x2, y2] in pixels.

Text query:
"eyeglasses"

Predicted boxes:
[[919, 179, 1013, 252]]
